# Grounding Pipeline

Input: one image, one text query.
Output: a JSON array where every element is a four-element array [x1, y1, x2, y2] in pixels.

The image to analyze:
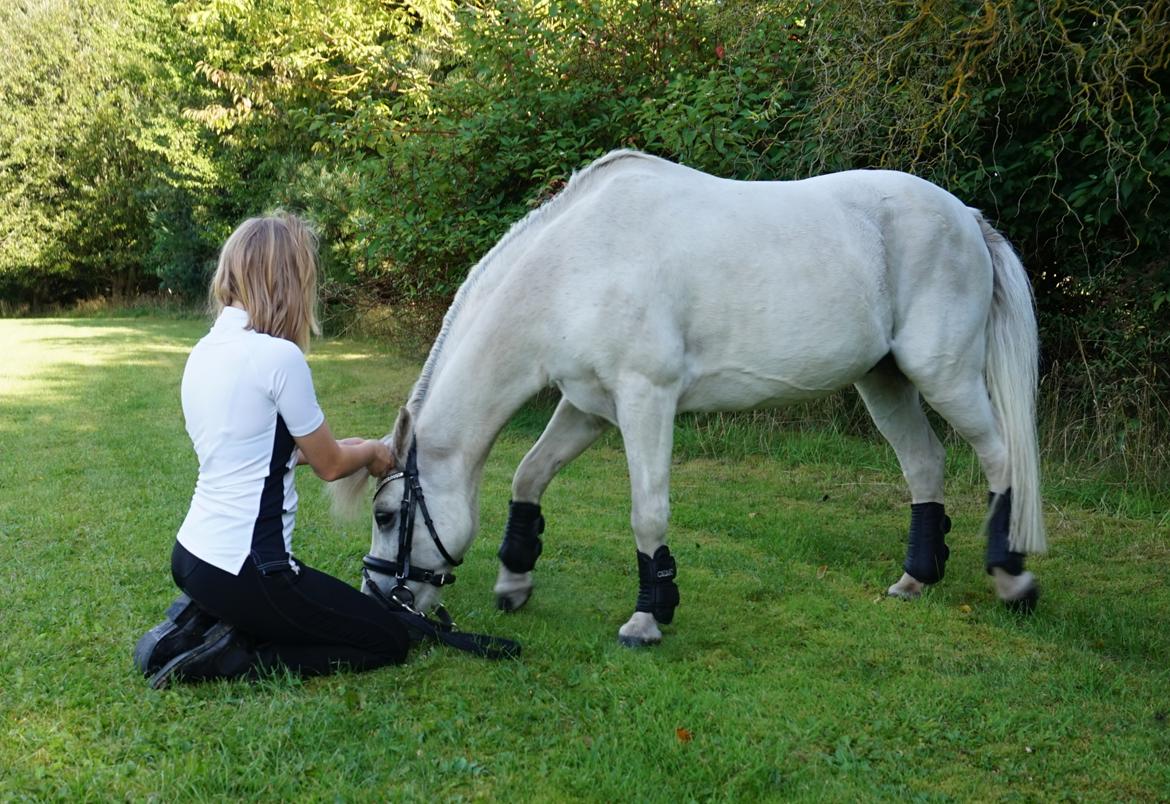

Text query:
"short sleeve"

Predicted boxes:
[[267, 341, 326, 437]]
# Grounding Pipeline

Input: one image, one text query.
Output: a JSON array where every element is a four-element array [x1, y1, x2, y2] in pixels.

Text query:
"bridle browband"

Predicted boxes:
[[362, 440, 461, 609]]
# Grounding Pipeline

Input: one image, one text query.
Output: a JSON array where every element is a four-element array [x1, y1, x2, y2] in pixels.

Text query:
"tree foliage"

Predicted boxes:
[[786, 0, 1170, 425], [2, 0, 1168, 419], [0, 0, 216, 301]]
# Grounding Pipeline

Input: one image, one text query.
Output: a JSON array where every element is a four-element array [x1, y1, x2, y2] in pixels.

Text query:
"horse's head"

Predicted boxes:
[[361, 407, 478, 614]]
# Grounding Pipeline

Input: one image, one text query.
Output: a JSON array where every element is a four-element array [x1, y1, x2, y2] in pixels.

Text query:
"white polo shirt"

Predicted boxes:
[[176, 306, 325, 575]]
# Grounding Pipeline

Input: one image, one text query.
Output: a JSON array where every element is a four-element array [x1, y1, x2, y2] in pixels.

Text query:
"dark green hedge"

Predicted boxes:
[[3, 0, 1167, 426]]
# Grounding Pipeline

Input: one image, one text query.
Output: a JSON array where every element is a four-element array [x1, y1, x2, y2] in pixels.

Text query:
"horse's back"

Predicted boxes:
[[547, 153, 987, 305], [507, 153, 995, 412]]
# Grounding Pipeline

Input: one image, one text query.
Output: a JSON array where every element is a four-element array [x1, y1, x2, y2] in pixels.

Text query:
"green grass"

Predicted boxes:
[[1, 316, 1168, 801]]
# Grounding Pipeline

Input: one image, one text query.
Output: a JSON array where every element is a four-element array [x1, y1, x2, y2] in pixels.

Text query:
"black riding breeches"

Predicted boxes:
[[171, 541, 409, 679]]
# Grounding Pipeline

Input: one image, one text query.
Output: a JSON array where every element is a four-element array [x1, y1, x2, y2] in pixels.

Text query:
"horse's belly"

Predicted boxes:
[[678, 349, 882, 413], [679, 372, 833, 412], [674, 279, 891, 413]]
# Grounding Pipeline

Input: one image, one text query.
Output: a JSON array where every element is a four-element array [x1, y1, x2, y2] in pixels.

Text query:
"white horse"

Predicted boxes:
[[335, 149, 1045, 647]]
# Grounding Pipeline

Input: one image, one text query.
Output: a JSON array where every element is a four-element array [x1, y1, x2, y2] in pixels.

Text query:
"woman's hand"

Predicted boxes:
[[364, 439, 394, 478]]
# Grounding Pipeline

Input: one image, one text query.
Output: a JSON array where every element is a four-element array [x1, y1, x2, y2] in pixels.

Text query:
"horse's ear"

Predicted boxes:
[[387, 406, 413, 464]]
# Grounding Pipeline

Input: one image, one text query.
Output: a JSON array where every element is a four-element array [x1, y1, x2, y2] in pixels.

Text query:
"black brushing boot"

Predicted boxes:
[[985, 489, 1026, 576], [498, 500, 544, 574], [903, 501, 951, 585], [634, 545, 680, 625], [985, 489, 1039, 613]]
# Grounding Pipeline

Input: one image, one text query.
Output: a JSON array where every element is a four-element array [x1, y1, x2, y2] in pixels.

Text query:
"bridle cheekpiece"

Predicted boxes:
[[361, 440, 462, 612]]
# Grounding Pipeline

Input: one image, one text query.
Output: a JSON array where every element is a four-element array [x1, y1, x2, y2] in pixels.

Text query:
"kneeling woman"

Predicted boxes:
[[136, 213, 409, 688]]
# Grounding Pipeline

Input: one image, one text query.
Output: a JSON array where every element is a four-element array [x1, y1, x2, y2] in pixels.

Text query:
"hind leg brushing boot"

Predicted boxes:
[[888, 502, 951, 599]]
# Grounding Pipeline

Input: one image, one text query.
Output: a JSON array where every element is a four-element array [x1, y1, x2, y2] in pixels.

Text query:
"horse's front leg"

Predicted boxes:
[[495, 398, 607, 611], [614, 379, 680, 647]]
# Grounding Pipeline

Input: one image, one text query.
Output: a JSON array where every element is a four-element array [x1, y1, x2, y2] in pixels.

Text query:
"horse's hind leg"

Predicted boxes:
[[854, 362, 950, 599], [494, 397, 608, 611], [911, 370, 1039, 608]]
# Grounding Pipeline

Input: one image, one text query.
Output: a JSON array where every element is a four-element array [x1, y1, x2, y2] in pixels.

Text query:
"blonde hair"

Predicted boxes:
[[209, 213, 321, 351]]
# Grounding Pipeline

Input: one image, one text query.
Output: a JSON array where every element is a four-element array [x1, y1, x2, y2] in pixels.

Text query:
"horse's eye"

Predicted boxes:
[[374, 510, 395, 529]]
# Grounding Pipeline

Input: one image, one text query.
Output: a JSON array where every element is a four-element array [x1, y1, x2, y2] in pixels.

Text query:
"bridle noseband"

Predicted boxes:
[[362, 441, 462, 611]]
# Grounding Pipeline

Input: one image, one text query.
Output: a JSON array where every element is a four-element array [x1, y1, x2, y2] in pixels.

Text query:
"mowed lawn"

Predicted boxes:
[[1, 315, 1167, 801]]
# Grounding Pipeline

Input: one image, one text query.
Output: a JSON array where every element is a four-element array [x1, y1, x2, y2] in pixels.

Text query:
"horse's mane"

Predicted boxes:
[[405, 149, 660, 412]]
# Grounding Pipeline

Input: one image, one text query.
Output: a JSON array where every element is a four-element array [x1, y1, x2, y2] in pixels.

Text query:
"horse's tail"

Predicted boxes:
[[974, 210, 1046, 554], [327, 469, 373, 521]]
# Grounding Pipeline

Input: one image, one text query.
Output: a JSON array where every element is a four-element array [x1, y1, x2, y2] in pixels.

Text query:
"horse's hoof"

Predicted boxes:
[[617, 611, 662, 646], [495, 589, 531, 612], [992, 569, 1038, 614], [493, 568, 534, 613], [887, 572, 925, 600], [1002, 583, 1039, 615]]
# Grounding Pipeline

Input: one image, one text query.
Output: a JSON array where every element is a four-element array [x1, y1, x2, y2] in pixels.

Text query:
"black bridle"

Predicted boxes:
[[359, 440, 521, 660], [361, 441, 462, 611]]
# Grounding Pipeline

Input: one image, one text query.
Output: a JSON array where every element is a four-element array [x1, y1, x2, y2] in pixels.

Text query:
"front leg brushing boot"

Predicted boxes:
[[903, 502, 952, 585], [985, 489, 1025, 576], [635, 545, 680, 625], [498, 500, 544, 573]]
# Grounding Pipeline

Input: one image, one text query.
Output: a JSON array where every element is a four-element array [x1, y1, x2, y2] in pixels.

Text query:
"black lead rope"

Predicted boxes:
[[362, 567, 521, 660]]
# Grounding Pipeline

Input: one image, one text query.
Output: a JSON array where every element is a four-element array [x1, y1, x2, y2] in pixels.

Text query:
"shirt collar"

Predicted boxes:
[[216, 305, 250, 329]]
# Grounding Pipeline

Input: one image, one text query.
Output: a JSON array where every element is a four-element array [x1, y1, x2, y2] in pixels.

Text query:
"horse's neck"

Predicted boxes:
[[413, 317, 544, 478]]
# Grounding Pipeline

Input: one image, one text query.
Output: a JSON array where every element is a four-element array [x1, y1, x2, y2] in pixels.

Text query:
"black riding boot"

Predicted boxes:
[[133, 594, 219, 676], [148, 623, 258, 689]]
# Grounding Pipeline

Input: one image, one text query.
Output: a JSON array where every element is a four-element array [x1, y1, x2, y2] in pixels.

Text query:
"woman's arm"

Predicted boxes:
[[294, 420, 394, 481]]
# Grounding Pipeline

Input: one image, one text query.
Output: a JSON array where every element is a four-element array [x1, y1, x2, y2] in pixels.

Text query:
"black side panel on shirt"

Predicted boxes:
[[250, 414, 295, 573]]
